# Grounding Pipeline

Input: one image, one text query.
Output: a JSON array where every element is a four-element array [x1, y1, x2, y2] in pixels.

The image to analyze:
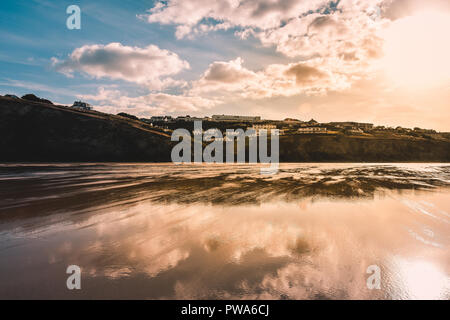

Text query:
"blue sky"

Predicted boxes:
[[0, 1, 219, 100], [0, 0, 289, 104], [1, 0, 449, 130]]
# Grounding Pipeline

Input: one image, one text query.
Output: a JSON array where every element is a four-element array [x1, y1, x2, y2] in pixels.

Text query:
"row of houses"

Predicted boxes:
[[145, 114, 374, 131], [297, 127, 328, 134], [328, 122, 374, 130], [146, 114, 263, 123], [146, 114, 376, 136], [52, 100, 378, 135], [1, 95, 434, 136], [212, 115, 262, 122], [296, 121, 374, 135]]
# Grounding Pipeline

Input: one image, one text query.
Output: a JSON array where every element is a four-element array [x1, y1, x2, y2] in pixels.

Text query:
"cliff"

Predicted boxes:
[[279, 135, 450, 162], [1, 96, 449, 162], [0, 96, 173, 162]]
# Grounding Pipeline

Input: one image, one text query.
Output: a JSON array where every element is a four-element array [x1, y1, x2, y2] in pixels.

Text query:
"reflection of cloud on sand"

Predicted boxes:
[[28, 192, 447, 299], [0, 164, 449, 299]]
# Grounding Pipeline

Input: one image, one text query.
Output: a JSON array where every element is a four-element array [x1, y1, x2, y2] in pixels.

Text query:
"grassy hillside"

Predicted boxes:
[[0, 96, 173, 162]]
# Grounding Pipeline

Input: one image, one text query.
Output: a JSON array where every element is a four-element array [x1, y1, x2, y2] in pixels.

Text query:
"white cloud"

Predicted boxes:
[[78, 87, 221, 117], [255, 1, 386, 70], [52, 43, 190, 90], [202, 57, 256, 83], [142, 0, 387, 96], [382, 0, 450, 20], [145, 0, 328, 30], [191, 57, 351, 99]]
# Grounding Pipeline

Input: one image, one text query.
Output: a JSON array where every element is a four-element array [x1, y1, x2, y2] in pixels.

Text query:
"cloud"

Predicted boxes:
[[142, 0, 387, 95], [78, 87, 221, 117], [285, 63, 327, 85], [191, 58, 350, 99], [77, 86, 122, 102], [52, 43, 190, 90], [256, 4, 385, 60], [202, 57, 256, 83], [382, 0, 450, 20], [143, 0, 329, 38]]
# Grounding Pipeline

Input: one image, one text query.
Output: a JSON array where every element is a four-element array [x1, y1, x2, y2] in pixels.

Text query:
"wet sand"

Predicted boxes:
[[0, 163, 449, 299]]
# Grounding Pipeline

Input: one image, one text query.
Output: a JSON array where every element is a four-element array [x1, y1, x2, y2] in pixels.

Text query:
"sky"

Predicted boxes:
[[1, 0, 449, 130]]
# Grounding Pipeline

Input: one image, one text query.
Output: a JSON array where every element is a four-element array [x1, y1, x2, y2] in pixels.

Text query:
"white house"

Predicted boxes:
[[248, 124, 283, 136], [72, 101, 92, 111]]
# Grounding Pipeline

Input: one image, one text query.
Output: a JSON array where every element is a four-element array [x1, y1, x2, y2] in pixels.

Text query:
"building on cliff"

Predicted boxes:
[[298, 127, 328, 134], [212, 115, 262, 122], [72, 101, 92, 111]]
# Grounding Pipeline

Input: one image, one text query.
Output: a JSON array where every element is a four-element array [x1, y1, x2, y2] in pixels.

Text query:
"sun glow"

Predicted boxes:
[[390, 258, 449, 300], [380, 11, 450, 89]]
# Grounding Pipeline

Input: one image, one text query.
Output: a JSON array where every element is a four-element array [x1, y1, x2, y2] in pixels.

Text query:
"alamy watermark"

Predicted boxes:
[[366, 265, 381, 290], [66, 265, 81, 290], [66, 5, 81, 30], [171, 121, 280, 174]]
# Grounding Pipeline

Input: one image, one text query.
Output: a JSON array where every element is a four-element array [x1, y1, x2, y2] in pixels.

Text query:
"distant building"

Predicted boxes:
[[151, 116, 165, 122], [252, 124, 277, 130], [248, 124, 283, 136], [212, 115, 261, 122], [298, 127, 328, 134], [175, 115, 203, 122], [72, 101, 92, 111], [329, 122, 373, 130], [149, 116, 174, 123]]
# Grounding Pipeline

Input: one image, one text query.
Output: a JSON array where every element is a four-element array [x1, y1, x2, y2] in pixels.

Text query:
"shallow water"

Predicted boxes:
[[0, 163, 449, 299]]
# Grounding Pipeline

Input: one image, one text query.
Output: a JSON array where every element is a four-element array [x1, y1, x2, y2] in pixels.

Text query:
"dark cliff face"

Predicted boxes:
[[1, 96, 449, 163], [0, 97, 173, 162], [279, 135, 450, 162]]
